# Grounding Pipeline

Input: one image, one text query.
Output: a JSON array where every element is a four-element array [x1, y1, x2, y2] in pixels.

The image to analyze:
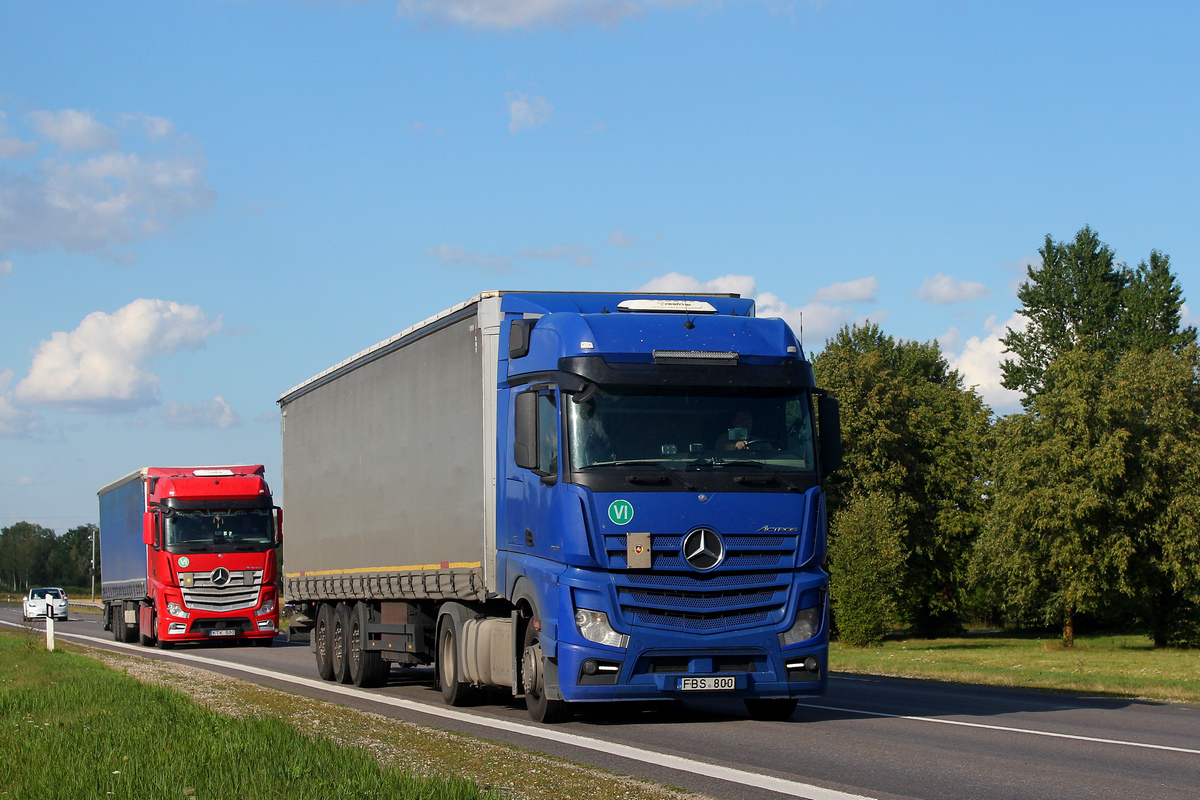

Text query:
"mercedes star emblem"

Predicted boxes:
[[681, 527, 725, 571]]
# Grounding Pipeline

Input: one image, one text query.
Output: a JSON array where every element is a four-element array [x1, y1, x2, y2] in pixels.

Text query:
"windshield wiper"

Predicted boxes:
[[596, 460, 697, 490], [686, 457, 802, 492], [719, 459, 804, 493]]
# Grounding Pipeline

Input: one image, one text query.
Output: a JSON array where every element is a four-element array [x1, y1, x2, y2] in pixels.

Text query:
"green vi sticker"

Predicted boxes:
[[608, 499, 635, 526]]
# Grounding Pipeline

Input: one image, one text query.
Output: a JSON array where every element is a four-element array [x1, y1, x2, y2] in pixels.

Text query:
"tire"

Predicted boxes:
[[744, 698, 798, 721], [437, 618, 483, 706], [314, 603, 336, 681], [349, 603, 388, 688], [332, 603, 353, 684], [521, 616, 570, 723], [118, 601, 138, 644], [139, 608, 155, 647]]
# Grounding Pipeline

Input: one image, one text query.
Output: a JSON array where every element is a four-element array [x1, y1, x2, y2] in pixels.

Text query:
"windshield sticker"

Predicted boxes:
[[178, 556, 190, 568], [608, 499, 635, 526]]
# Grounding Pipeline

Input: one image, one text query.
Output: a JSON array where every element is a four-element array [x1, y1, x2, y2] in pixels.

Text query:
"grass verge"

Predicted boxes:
[[0, 628, 705, 800], [0, 629, 495, 800], [830, 632, 1200, 704]]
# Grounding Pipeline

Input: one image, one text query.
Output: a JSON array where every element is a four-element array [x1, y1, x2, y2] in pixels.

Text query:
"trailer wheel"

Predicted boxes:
[[744, 698, 798, 721], [333, 603, 354, 684], [349, 603, 389, 688], [437, 618, 483, 706], [117, 601, 138, 644], [314, 603, 336, 681], [522, 618, 570, 724]]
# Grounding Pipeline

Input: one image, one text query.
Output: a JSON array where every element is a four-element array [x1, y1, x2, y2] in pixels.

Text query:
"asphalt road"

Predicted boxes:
[[5, 607, 1199, 800]]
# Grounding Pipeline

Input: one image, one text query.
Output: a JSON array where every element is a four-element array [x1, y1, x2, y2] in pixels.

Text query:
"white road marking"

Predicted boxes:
[[798, 702, 1200, 756], [1, 620, 873, 800]]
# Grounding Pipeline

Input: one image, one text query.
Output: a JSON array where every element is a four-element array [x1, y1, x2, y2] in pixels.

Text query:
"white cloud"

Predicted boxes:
[[137, 115, 176, 141], [915, 273, 991, 304], [0, 108, 214, 261], [29, 109, 119, 151], [632, 272, 862, 345], [428, 244, 513, 274], [14, 299, 223, 413], [1182, 302, 1196, 330], [507, 93, 553, 133], [809, 276, 879, 304], [0, 136, 37, 158], [608, 230, 636, 247], [516, 244, 596, 267], [944, 313, 1027, 415], [161, 395, 242, 430], [0, 369, 40, 438], [398, 0, 646, 30]]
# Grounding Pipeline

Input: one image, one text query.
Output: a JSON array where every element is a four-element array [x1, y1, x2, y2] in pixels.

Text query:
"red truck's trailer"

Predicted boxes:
[[98, 465, 281, 648]]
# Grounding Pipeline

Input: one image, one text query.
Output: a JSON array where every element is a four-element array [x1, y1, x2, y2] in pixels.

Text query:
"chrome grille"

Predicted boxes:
[[180, 569, 264, 612], [606, 530, 799, 634]]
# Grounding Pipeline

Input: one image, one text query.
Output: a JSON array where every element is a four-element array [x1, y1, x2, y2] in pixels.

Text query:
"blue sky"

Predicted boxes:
[[2, 1, 1198, 531]]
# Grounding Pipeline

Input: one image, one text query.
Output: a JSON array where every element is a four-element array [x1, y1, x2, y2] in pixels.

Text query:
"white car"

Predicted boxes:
[[23, 587, 69, 621]]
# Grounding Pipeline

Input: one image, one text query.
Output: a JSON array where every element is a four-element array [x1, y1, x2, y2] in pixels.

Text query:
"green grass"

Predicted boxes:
[[830, 631, 1200, 704], [0, 630, 495, 800]]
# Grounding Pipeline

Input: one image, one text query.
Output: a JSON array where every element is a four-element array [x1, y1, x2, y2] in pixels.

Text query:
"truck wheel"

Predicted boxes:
[[437, 618, 483, 706], [333, 603, 354, 684], [139, 608, 155, 647], [314, 603, 336, 681], [349, 603, 388, 688], [744, 698, 798, 721], [522, 618, 570, 723], [118, 601, 138, 644]]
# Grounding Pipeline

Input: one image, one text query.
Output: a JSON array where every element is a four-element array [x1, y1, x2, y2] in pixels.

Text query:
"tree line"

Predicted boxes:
[[0, 522, 100, 594], [822, 225, 1200, 648], [5, 228, 1196, 647]]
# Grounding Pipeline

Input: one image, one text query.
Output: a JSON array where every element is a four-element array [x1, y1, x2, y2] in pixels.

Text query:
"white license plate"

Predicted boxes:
[[677, 676, 736, 691], [208, 629, 236, 637]]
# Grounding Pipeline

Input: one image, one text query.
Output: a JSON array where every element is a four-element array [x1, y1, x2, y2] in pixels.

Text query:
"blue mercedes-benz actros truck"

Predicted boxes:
[[279, 291, 841, 722]]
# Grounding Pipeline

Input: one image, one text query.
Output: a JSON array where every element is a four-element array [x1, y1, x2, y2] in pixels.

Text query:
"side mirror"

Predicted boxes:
[[509, 318, 534, 360], [513, 390, 538, 470], [275, 507, 284, 544], [817, 394, 844, 473], [142, 512, 158, 546]]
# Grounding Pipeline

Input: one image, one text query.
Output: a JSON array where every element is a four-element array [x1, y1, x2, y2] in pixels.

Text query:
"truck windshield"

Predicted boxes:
[[566, 386, 816, 472], [165, 509, 275, 549]]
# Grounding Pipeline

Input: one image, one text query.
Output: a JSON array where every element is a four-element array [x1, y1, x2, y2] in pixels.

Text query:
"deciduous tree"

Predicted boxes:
[[815, 324, 991, 636]]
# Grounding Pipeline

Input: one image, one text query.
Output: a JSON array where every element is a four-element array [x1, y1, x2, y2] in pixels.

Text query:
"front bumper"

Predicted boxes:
[[555, 633, 828, 703]]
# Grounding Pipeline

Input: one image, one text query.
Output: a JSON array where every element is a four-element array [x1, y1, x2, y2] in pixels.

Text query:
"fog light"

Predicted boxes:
[[257, 620, 275, 631], [582, 659, 599, 675], [574, 608, 629, 649], [167, 623, 187, 635], [166, 602, 190, 619]]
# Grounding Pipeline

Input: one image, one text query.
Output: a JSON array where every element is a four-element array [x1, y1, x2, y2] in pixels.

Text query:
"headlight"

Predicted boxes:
[[255, 596, 276, 617], [574, 608, 629, 649], [166, 602, 190, 619], [779, 604, 821, 647]]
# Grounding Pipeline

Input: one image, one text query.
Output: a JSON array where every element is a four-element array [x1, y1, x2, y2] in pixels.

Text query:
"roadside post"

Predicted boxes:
[[45, 605, 55, 652]]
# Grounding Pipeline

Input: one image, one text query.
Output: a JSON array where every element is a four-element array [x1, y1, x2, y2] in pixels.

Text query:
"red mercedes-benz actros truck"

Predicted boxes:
[[98, 465, 282, 648]]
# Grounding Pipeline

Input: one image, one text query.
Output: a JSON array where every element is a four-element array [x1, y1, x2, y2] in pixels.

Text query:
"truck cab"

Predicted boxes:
[[496, 294, 841, 721]]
